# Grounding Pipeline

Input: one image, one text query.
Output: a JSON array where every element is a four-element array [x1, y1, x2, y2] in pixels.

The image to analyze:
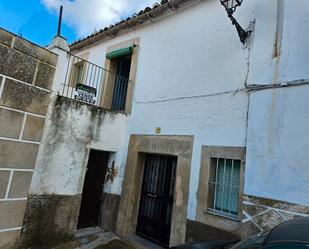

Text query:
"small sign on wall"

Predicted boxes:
[[75, 83, 97, 104], [155, 127, 161, 134]]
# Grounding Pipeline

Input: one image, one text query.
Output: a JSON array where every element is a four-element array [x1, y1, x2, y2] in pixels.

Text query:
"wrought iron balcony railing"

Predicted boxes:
[[59, 53, 131, 110]]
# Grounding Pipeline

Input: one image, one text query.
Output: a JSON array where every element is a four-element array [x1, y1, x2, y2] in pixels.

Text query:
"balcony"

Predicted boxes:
[[59, 53, 131, 112]]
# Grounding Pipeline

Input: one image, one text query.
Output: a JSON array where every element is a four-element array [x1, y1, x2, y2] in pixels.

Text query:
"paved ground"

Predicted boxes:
[[127, 235, 164, 249], [54, 227, 164, 249], [94, 240, 140, 249]]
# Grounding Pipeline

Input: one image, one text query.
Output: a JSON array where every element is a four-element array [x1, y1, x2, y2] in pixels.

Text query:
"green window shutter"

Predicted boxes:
[[106, 46, 134, 59], [214, 159, 240, 215]]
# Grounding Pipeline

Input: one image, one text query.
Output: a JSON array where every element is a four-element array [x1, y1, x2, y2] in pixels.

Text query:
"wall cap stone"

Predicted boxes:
[[0, 28, 58, 66]]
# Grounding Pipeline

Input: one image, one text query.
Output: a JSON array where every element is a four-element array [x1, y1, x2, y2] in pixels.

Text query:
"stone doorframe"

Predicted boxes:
[[116, 135, 194, 247]]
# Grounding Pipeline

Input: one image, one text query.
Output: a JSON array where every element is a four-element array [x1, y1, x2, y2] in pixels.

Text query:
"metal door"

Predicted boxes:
[[136, 154, 177, 247]]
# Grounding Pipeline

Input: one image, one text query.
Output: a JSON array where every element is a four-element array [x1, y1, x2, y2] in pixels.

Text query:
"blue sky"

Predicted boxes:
[[0, 0, 157, 46], [0, 0, 76, 46]]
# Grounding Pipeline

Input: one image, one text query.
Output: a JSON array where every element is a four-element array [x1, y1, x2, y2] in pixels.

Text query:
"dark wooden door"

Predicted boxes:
[[136, 154, 177, 247], [77, 150, 109, 229]]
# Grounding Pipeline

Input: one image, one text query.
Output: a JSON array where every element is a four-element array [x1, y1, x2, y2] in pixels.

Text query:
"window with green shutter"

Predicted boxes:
[[208, 158, 241, 219]]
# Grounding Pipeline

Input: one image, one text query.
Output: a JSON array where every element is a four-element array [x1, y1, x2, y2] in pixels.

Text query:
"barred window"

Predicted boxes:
[[208, 158, 241, 219]]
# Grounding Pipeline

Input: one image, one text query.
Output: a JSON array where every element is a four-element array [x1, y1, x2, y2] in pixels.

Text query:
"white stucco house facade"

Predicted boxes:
[[13, 0, 309, 248]]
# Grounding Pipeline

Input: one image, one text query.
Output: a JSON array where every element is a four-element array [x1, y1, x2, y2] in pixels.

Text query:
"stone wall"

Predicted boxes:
[[0, 28, 57, 249], [241, 195, 309, 237]]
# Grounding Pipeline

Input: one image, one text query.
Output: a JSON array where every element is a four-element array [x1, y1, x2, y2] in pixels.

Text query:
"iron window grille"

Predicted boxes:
[[208, 158, 241, 220]]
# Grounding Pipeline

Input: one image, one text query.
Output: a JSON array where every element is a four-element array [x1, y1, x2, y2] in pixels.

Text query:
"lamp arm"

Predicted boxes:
[[227, 13, 250, 44]]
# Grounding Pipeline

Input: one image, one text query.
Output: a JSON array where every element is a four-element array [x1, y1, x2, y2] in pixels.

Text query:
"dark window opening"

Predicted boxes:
[[111, 55, 132, 111]]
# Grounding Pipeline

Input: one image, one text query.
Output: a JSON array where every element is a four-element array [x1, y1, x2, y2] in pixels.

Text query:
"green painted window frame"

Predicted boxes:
[[106, 46, 134, 60]]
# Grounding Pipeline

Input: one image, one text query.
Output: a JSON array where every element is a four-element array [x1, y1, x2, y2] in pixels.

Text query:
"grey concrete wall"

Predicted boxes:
[[0, 28, 57, 249], [99, 193, 120, 232]]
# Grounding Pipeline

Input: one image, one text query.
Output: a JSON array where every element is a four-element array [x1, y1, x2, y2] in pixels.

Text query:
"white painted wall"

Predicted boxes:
[[128, 92, 249, 219], [41, 0, 309, 221], [248, 0, 309, 85], [90, 112, 128, 153], [71, 0, 256, 219], [245, 0, 309, 206], [279, 0, 309, 82], [30, 97, 127, 196], [246, 85, 309, 206], [31, 36, 128, 196]]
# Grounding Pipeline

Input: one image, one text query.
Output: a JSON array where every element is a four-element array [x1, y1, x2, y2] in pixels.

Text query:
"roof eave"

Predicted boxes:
[[70, 0, 199, 52]]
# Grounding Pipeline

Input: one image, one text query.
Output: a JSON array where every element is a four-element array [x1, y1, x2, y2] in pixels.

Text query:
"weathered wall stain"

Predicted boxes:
[[18, 195, 80, 249], [31, 95, 127, 195], [25, 96, 127, 247], [272, 0, 284, 59]]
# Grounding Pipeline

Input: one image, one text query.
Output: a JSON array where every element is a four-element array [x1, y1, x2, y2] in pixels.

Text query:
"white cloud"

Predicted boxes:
[[41, 0, 158, 37]]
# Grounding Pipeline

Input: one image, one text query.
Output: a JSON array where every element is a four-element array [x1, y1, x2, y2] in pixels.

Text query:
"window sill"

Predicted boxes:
[[205, 209, 240, 222]]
